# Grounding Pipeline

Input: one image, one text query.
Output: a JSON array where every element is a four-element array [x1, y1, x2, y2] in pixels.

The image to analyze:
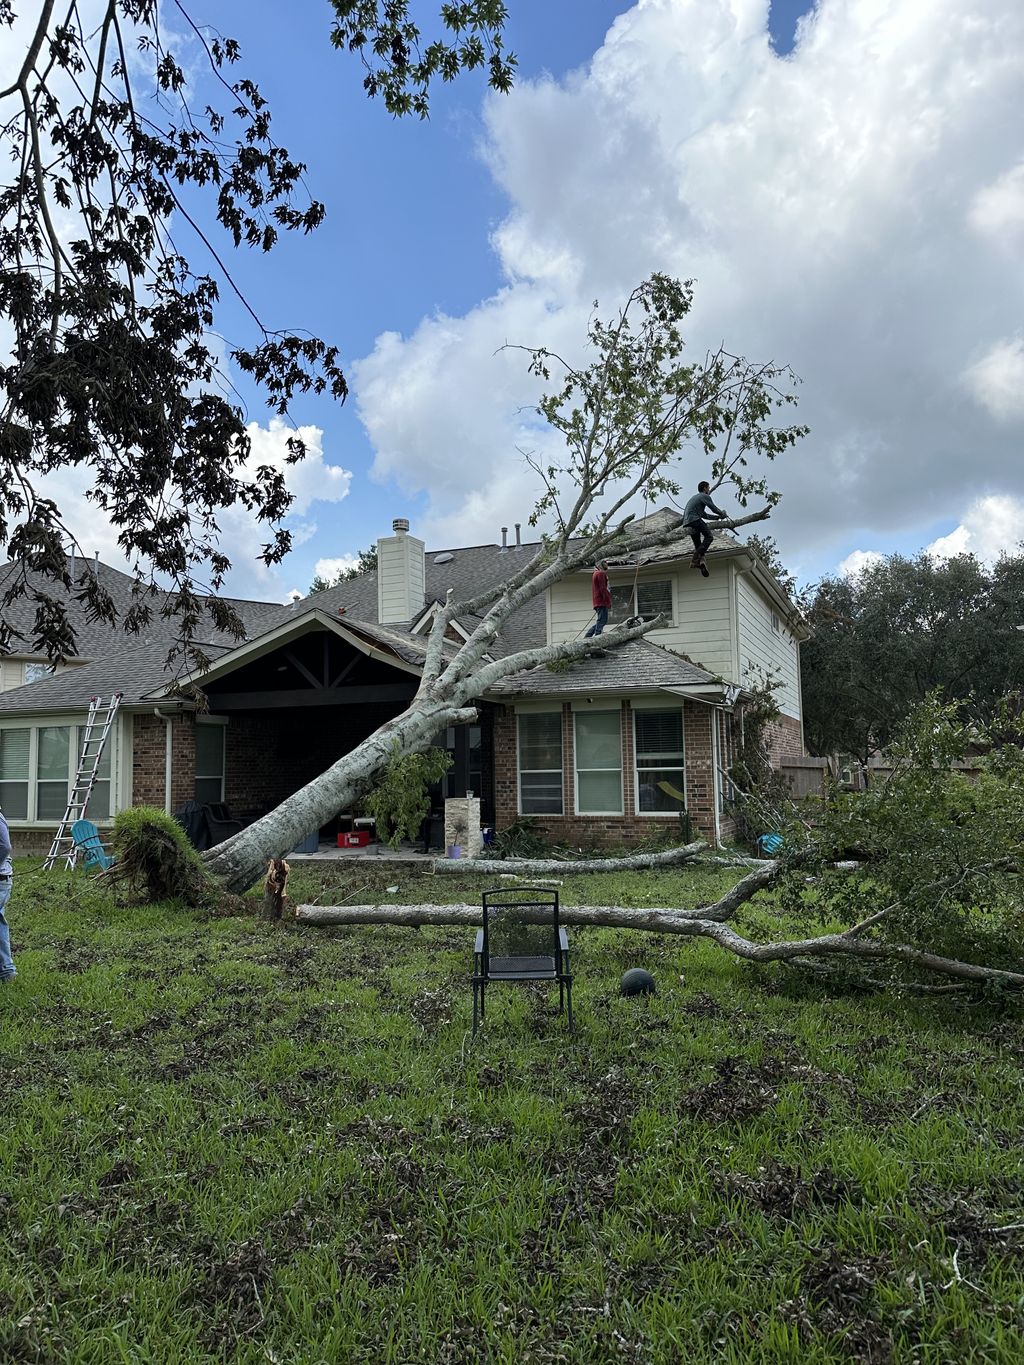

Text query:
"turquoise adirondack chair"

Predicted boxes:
[[71, 819, 115, 870]]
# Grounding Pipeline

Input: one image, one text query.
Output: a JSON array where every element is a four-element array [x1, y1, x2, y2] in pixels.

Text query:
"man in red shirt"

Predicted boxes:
[[585, 560, 612, 637]]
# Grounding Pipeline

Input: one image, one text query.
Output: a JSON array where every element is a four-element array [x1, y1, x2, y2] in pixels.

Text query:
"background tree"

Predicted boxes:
[[744, 533, 797, 598], [203, 273, 806, 891], [0, 1, 513, 662], [308, 546, 378, 594], [801, 550, 1024, 764]]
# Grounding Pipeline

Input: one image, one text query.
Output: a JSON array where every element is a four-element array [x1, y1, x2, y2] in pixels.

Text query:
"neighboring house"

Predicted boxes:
[[0, 510, 809, 852]]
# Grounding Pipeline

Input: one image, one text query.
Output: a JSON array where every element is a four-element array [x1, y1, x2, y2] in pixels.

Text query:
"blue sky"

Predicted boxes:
[[10, 0, 1020, 599], [188, 0, 882, 597]]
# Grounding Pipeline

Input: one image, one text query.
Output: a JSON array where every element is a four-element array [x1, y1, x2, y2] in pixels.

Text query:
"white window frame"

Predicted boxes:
[[632, 703, 686, 817], [573, 707, 624, 816], [516, 710, 564, 816], [0, 716, 116, 824]]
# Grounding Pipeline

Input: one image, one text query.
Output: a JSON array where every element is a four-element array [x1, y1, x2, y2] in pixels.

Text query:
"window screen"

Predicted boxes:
[[635, 709, 685, 813], [637, 580, 672, 621], [195, 724, 225, 804], [0, 728, 30, 820], [518, 712, 563, 814], [575, 710, 622, 813]]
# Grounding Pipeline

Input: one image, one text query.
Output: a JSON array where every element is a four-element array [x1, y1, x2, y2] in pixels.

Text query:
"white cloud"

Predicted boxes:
[[352, 0, 1024, 571], [28, 418, 351, 601], [313, 555, 361, 581], [969, 161, 1024, 249], [962, 337, 1024, 422], [837, 549, 884, 578], [925, 494, 1024, 564]]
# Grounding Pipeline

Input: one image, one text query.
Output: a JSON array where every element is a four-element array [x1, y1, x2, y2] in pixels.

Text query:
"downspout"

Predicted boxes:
[[153, 708, 174, 814], [711, 707, 722, 847]]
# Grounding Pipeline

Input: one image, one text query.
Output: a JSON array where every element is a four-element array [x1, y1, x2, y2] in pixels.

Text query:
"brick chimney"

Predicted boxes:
[[376, 517, 425, 624]]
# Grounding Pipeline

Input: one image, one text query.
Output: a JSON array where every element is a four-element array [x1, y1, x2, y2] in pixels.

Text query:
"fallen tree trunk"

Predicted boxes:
[[430, 841, 707, 875], [294, 902, 1024, 990], [294, 854, 1024, 989], [298, 902, 720, 931], [296, 863, 780, 930]]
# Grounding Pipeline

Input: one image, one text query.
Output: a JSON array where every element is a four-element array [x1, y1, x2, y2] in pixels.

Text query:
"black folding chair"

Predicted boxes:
[[473, 887, 573, 1034]]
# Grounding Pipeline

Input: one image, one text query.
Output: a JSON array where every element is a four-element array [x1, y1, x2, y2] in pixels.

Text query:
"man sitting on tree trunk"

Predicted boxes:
[[682, 480, 726, 576]]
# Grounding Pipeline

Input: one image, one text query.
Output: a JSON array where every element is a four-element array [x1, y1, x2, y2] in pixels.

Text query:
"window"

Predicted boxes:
[[608, 579, 673, 625], [575, 710, 622, 814], [771, 611, 781, 634], [195, 723, 226, 804], [36, 726, 70, 820], [0, 721, 114, 821], [634, 709, 685, 814], [518, 712, 563, 815], [24, 662, 55, 684], [78, 723, 111, 819], [0, 728, 30, 819]]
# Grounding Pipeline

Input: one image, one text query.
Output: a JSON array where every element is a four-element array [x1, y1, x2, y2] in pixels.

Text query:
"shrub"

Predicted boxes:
[[363, 744, 453, 849]]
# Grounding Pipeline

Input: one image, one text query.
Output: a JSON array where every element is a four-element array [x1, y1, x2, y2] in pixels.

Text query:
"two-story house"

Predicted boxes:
[[0, 510, 808, 852]]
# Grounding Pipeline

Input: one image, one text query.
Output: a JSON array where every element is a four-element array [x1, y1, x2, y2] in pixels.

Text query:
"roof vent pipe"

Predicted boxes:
[[500, 527, 508, 551], [392, 517, 410, 535], [514, 522, 521, 549]]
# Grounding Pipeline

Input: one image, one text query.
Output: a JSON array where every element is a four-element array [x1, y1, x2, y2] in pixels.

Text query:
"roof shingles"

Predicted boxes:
[[0, 510, 735, 713]]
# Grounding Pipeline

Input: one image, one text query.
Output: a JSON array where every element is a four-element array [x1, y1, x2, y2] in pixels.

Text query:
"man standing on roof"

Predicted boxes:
[[682, 480, 727, 577], [584, 560, 612, 637], [0, 805, 15, 985]]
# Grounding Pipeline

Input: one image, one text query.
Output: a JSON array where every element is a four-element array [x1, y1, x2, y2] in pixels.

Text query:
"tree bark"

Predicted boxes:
[[430, 841, 707, 875], [293, 899, 1024, 989]]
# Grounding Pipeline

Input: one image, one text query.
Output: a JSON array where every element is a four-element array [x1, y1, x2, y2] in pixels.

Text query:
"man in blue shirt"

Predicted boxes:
[[0, 806, 14, 983], [682, 480, 726, 577]]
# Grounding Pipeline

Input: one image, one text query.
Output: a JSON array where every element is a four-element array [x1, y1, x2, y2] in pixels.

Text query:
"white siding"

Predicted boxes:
[[548, 567, 736, 681], [376, 532, 425, 624], [735, 572, 801, 719]]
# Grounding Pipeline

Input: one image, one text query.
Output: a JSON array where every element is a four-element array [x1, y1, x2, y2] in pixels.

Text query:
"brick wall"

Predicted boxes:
[[765, 713, 804, 764], [131, 713, 196, 810], [222, 701, 415, 821], [494, 698, 729, 848]]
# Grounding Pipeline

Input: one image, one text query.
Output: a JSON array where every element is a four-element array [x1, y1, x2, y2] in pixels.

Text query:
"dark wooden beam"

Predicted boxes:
[[284, 650, 323, 690], [209, 683, 418, 710]]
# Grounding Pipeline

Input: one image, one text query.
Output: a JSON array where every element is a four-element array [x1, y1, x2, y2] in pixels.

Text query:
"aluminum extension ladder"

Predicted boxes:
[[44, 693, 122, 869]]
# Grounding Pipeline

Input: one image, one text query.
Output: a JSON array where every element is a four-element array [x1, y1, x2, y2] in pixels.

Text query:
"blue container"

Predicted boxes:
[[291, 830, 320, 854]]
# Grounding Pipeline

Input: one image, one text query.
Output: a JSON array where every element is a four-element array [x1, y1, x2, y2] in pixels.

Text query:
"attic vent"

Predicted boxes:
[[432, 552, 454, 565]]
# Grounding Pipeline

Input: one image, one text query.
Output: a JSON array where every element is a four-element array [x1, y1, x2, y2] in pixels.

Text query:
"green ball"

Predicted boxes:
[[620, 968, 656, 997]]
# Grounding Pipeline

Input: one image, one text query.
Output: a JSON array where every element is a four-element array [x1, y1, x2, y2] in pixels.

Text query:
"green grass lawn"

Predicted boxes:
[[3, 859, 1024, 1363]]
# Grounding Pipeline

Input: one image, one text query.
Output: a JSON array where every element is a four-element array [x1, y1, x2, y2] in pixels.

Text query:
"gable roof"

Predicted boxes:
[[0, 507, 797, 716], [0, 639, 232, 714], [0, 554, 284, 659]]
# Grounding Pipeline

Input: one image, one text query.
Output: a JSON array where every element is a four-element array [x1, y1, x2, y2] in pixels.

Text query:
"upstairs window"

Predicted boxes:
[[608, 579, 673, 625]]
